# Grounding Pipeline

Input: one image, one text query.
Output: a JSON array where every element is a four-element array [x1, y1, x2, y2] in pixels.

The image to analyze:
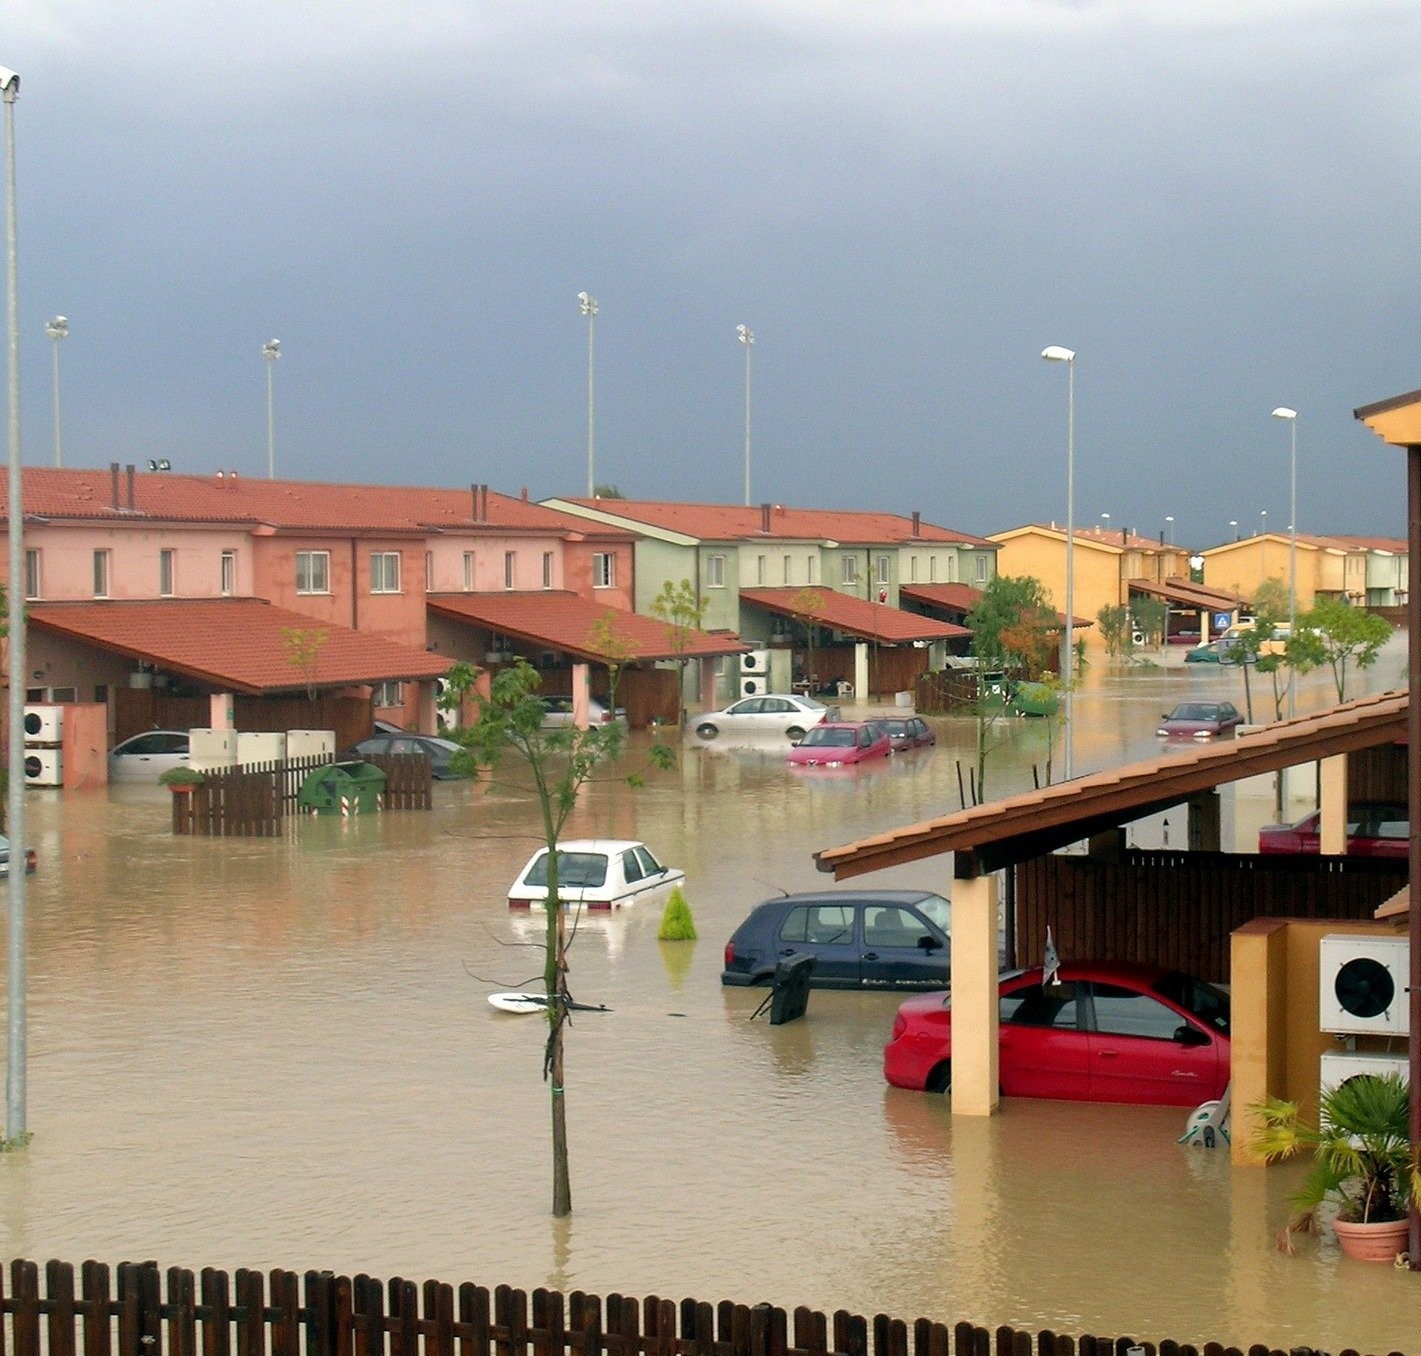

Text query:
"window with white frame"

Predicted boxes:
[[463, 551, 475, 591], [159, 548, 175, 597], [783, 555, 792, 585], [706, 554, 726, 588], [23, 548, 40, 601], [756, 555, 766, 585], [370, 552, 401, 594], [426, 551, 434, 591], [504, 551, 516, 589], [93, 550, 111, 599], [876, 554, 891, 586], [808, 556, 818, 585], [976, 554, 988, 582], [841, 555, 859, 586], [543, 552, 554, 589], [909, 555, 919, 584], [946, 554, 955, 582], [220, 550, 236, 596], [929, 556, 938, 583], [373, 680, 403, 708], [296, 550, 330, 595], [592, 552, 614, 589]]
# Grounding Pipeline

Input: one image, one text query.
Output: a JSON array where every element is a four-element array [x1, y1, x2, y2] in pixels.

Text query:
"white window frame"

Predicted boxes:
[[373, 680, 403, 708], [930, 556, 938, 584], [159, 548, 175, 597], [23, 548, 40, 601], [756, 555, 766, 585], [370, 551, 401, 594], [296, 550, 330, 595], [841, 554, 859, 587], [706, 554, 726, 588], [463, 551, 475, 591], [808, 556, 818, 585], [783, 555, 792, 585], [876, 554, 891, 586], [93, 549, 111, 599], [909, 555, 919, 584], [425, 551, 434, 592], [504, 551, 516, 589], [220, 550, 236, 596], [976, 554, 988, 583], [542, 552, 554, 589], [592, 552, 615, 589]]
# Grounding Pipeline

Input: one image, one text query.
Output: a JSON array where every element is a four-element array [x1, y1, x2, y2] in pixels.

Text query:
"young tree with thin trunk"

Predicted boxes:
[[648, 579, 707, 728]]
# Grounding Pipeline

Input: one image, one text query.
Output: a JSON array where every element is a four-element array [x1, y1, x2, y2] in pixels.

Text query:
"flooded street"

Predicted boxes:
[[2, 646, 1417, 1354]]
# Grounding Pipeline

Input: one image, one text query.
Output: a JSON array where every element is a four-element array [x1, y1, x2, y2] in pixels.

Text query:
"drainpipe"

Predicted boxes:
[[350, 538, 358, 629], [109, 461, 120, 510]]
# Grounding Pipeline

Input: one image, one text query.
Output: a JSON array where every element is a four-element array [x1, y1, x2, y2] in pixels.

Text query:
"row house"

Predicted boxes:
[[1201, 533, 1409, 611]]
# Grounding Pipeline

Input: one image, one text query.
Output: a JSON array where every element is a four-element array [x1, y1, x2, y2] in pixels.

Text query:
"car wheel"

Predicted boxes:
[[696, 722, 719, 740], [785, 726, 806, 741], [925, 1061, 952, 1095]]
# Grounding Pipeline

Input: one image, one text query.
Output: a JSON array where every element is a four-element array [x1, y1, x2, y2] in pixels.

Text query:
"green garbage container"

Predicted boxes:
[[296, 760, 386, 815]]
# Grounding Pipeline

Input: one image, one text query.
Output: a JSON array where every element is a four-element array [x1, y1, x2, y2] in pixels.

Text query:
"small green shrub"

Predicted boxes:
[[158, 766, 206, 787], [658, 886, 696, 941]]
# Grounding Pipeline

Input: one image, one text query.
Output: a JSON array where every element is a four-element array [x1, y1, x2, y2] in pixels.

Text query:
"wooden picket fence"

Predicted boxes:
[[171, 753, 433, 836], [0, 1260, 1389, 1356]]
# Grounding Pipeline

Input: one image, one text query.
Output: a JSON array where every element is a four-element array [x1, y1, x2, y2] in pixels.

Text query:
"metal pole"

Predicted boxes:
[[1406, 442, 1420, 1269], [3, 66, 28, 1144], [262, 339, 280, 479], [1063, 358, 1075, 780], [737, 325, 753, 506], [45, 316, 66, 468], [579, 293, 597, 496], [1287, 419, 1297, 718]]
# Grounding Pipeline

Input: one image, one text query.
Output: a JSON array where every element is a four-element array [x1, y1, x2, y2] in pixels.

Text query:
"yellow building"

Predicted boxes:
[[989, 524, 1195, 648], [1201, 533, 1406, 610]]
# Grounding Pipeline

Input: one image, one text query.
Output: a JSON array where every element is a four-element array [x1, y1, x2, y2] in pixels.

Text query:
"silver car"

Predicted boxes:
[[108, 729, 191, 782], [692, 694, 837, 742]]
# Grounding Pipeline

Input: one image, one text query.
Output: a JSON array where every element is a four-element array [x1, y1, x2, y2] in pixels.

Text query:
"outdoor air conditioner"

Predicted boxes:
[[741, 649, 770, 674], [1319, 1049, 1409, 1100], [237, 731, 288, 767], [188, 728, 237, 771], [23, 748, 62, 787], [286, 730, 336, 761], [740, 675, 767, 698], [1319, 934, 1411, 1037], [23, 704, 62, 745]]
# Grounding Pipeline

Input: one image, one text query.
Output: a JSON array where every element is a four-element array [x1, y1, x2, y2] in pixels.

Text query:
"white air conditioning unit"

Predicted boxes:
[[23, 748, 62, 787], [434, 677, 457, 731], [1320, 1049, 1410, 1100], [23, 704, 62, 745], [740, 675, 767, 698], [286, 730, 336, 761], [741, 649, 770, 674], [237, 731, 288, 767], [1319, 934, 1411, 1037]]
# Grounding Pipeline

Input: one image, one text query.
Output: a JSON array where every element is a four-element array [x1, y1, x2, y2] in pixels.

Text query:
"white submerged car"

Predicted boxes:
[[507, 839, 686, 910], [691, 694, 837, 742]]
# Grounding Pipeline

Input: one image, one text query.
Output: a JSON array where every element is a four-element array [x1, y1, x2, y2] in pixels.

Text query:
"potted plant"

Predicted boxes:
[[158, 766, 206, 792], [1252, 1071, 1421, 1262]]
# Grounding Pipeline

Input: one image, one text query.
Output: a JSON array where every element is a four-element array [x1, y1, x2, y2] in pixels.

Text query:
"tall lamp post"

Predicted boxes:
[[737, 324, 753, 506], [1042, 345, 1076, 780], [578, 292, 597, 496], [261, 339, 280, 479], [1272, 408, 1298, 717], [3, 63, 28, 1145], [44, 315, 66, 468], [1164, 515, 1174, 546]]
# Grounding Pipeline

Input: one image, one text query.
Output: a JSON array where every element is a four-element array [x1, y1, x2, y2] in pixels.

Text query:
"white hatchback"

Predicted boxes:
[[508, 839, 685, 910], [691, 694, 837, 742]]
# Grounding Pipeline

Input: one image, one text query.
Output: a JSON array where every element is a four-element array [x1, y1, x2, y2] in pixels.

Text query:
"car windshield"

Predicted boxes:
[[800, 727, 856, 747], [1153, 970, 1231, 1034], [1168, 704, 1216, 721], [878, 720, 910, 736], [523, 851, 610, 889]]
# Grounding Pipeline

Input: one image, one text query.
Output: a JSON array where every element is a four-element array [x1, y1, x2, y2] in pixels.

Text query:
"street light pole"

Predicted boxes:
[[1273, 407, 1299, 718], [261, 339, 280, 479], [737, 325, 753, 506], [44, 315, 66, 468], [1042, 345, 1076, 781], [1164, 515, 1174, 546], [578, 292, 597, 496], [2, 63, 29, 1145]]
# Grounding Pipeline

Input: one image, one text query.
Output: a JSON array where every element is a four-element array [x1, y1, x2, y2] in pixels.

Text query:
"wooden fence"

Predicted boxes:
[[0, 1261, 1382, 1356], [172, 753, 433, 836]]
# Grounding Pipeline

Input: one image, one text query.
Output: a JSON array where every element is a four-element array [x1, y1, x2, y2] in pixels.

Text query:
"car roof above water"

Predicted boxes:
[[753, 888, 944, 909]]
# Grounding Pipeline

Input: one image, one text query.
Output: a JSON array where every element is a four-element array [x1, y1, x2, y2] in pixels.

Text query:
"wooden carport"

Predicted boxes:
[[815, 689, 1408, 1118]]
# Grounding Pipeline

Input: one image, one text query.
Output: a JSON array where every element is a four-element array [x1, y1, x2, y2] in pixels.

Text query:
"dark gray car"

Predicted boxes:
[[721, 889, 951, 990]]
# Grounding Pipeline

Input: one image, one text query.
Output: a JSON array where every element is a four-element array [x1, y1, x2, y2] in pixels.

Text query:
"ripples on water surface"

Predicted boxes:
[[2, 653, 1417, 1353]]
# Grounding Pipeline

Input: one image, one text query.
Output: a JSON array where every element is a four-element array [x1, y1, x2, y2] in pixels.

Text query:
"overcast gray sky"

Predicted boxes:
[[6, 1, 1420, 547]]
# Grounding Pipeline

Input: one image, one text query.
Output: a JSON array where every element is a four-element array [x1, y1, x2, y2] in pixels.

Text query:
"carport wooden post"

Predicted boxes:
[[571, 662, 591, 729], [854, 642, 868, 704], [1317, 754, 1347, 855], [210, 693, 234, 729], [949, 854, 999, 1116]]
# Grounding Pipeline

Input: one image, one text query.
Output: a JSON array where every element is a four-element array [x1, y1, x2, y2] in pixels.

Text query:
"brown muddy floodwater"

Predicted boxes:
[[2, 649, 1417, 1354]]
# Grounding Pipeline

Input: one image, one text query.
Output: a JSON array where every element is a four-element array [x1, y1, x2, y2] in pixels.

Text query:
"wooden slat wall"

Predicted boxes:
[[1014, 852, 1405, 982]]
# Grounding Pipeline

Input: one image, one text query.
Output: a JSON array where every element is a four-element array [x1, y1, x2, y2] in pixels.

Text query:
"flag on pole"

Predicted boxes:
[[1042, 926, 1061, 987]]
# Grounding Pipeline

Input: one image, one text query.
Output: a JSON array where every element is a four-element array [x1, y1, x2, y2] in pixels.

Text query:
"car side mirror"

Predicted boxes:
[[917, 935, 941, 951], [1173, 1024, 1210, 1047]]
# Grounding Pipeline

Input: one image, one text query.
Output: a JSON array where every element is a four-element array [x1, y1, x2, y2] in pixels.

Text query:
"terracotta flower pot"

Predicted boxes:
[[1332, 1217, 1409, 1263]]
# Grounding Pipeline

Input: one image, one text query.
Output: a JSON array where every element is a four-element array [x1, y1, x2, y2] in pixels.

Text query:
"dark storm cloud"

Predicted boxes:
[[6, 1, 1421, 546]]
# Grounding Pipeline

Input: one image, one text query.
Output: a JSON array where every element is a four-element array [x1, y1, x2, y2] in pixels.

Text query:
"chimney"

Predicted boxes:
[[125, 463, 135, 511], [521, 487, 528, 501], [761, 502, 771, 532], [911, 511, 921, 538], [471, 483, 478, 522], [483, 484, 490, 521], [110, 462, 120, 510]]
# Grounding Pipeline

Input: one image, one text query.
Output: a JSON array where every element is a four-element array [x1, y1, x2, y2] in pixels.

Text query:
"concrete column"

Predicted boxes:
[[1319, 753, 1347, 854], [950, 866, 1000, 1117], [571, 663, 591, 729], [699, 658, 719, 714], [854, 641, 869, 704], [414, 681, 437, 735], [209, 692, 235, 728]]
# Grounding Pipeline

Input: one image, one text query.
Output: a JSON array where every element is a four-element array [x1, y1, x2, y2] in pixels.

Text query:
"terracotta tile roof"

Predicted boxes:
[[28, 599, 452, 696], [1127, 577, 1247, 611], [554, 498, 994, 547], [995, 523, 1170, 553], [7, 467, 630, 540], [739, 587, 971, 643], [816, 689, 1408, 879], [1327, 535, 1408, 554], [427, 592, 750, 664], [899, 583, 985, 613]]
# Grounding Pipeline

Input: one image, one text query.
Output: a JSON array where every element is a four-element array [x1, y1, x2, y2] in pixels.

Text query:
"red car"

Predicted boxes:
[[883, 960, 1230, 1105], [875, 716, 937, 751], [1258, 802, 1408, 860], [1156, 700, 1242, 740], [786, 721, 892, 767]]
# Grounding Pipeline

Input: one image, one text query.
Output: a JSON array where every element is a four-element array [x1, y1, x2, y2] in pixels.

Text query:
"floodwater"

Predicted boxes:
[[2, 645, 1417, 1355]]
